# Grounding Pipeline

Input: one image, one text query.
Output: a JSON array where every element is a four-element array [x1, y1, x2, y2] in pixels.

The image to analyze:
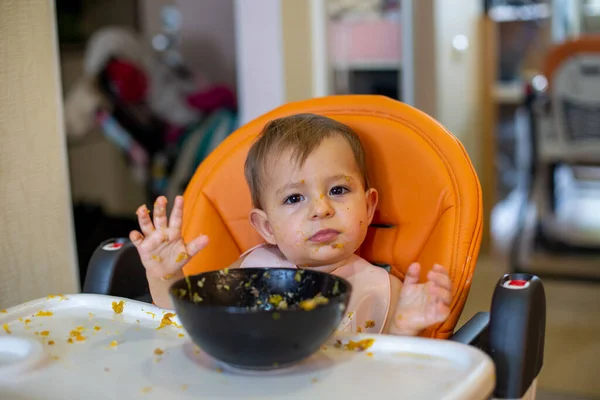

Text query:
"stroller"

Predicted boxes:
[[512, 35, 600, 282], [64, 20, 238, 206]]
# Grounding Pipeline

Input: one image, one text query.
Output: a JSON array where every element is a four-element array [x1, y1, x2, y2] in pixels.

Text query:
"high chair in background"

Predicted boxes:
[[512, 35, 600, 282], [83, 95, 546, 399]]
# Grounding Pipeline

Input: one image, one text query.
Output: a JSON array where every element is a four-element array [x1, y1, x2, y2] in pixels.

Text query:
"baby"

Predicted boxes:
[[130, 114, 452, 336]]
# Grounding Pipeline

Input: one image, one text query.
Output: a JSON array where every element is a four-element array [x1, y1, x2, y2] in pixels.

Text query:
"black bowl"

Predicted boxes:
[[169, 268, 351, 370]]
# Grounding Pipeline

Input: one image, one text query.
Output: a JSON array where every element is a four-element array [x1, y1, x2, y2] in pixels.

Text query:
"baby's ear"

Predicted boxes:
[[249, 208, 277, 245], [365, 188, 378, 224]]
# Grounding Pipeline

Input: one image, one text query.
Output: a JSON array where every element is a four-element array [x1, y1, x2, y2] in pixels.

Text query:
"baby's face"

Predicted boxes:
[[251, 135, 377, 268]]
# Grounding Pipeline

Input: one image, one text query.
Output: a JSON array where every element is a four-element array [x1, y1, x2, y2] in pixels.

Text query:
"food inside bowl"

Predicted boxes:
[[171, 268, 338, 313]]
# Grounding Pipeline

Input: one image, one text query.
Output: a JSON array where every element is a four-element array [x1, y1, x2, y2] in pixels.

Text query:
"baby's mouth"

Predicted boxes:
[[307, 229, 340, 244]]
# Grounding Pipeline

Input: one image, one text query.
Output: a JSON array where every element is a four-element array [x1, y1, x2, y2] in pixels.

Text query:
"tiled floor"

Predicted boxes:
[[458, 251, 600, 399]]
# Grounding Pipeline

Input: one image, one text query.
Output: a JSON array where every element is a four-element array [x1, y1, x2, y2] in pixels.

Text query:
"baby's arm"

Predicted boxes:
[[383, 263, 452, 336]]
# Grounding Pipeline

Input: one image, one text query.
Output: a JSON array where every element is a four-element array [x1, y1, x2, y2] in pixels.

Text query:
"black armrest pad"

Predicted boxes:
[[449, 312, 490, 349], [82, 238, 150, 301]]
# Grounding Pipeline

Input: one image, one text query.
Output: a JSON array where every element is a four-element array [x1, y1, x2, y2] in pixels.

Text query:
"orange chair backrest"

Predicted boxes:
[[181, 95, 483, 339], [544, 35, 600, 89]]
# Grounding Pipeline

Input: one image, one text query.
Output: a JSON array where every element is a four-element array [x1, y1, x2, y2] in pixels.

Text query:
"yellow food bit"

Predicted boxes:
[[223, 268, 229, 274], [52, 355, 60, 360], [347, 311, 355, 319], [192, 293, 203, 303], [35, 311, 53, 317], [357, 327, 363, 333], [24, 319, 31, 324], [94, 326, 101, 331], [76, 326, 85, 331], [197, 278, 206, 288], [48, 340, 55, 345], [0, 310, 6, 313], [88, 313, 94, 318], [333, 280, 340, 295], [111, 300, 124, 314], [175, 252, 189, 263], [177, 289, 187, 297], [47, 295, 56, 299], [2, 323, 11, 334], [110, 340, 118, 347], [141, 386, 152, 394], [215, 367, 223, 373], [181, 384, 189, 391], [162, 274, 174, 280], [178, 333, 185, 338], [365, 320, 375, 329], [67, 338, 74, 344], [344, 338, 375, 352], [223, 284, 230, 291], [331, 243, 344, 249], [157, 313, 181, 329], [151, 255, 163, 262], [154, 348, 164, 355], [268, 294, 283, 306], [34, 332, 39, 336], [75, 335, 86, 342], [298, 294, 329, 311], [367, 352, 374, 357], [40, 331, 50, 336], [146, 312, 156, 319], [294, 271, 303, 282]]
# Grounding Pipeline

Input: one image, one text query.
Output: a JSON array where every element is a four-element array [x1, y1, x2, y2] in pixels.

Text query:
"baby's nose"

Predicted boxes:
[[311, 196, 335, 219]]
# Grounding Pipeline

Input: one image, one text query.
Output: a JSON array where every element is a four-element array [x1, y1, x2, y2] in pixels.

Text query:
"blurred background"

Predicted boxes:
[[1, 1, 600, 398]]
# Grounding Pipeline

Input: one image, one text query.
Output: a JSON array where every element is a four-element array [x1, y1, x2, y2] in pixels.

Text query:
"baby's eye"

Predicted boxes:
[[330, 186, 349, 196], [284, 194, 304, 204]]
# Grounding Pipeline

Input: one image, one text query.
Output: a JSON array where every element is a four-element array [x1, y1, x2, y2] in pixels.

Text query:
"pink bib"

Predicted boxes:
[[239, 244, 391, 334]]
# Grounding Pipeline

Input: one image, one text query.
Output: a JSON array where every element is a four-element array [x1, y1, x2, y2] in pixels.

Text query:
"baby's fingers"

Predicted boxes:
[[426, 299, 450, 324], [136, 205, 155, 236], [427, 284, 452, 305], [404, 262, 421, 285], [140, 229, 168, 254], [186, 235, 209, 257], [129, 230, 144, 247], [153, 196, 168, 230], [169, 195, 184, 230], [427, 264, 452, 291]]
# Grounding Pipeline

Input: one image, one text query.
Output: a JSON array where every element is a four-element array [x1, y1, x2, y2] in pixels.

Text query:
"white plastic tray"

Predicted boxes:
[[0, 294, 495, 399]]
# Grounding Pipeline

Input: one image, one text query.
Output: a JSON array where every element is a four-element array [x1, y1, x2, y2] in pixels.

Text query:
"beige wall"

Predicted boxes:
[[281, 0, 314, 102], [0, 1, 79, 308]]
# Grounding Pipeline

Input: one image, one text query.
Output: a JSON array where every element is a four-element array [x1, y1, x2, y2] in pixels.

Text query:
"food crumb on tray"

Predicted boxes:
[[154, 348, 164, 355], [111, 301, 125, 314], [157, 313, 181, 329], [334, 338, 375, 352], [2, 323, 11, 334], [35, 311, 53, 317]]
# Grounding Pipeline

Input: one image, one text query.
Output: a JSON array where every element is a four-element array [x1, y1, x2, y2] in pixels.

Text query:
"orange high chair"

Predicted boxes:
[[84, 95, 546, 399]]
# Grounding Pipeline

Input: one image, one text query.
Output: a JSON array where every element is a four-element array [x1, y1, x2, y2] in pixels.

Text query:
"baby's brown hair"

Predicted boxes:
[[244, 113, 369, 209]]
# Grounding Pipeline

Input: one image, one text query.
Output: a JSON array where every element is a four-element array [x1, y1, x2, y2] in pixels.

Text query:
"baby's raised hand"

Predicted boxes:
[[393, 263, 452, 336], [129, 195, 208, 280]]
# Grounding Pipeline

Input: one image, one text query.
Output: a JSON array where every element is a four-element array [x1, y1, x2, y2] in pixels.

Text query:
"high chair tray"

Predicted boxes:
[[0, 294, 494, 400]]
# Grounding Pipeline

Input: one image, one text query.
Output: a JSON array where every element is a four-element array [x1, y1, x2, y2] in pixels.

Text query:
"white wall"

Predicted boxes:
[[434, 0, 483, 171], [234, 0, 285, 124]]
